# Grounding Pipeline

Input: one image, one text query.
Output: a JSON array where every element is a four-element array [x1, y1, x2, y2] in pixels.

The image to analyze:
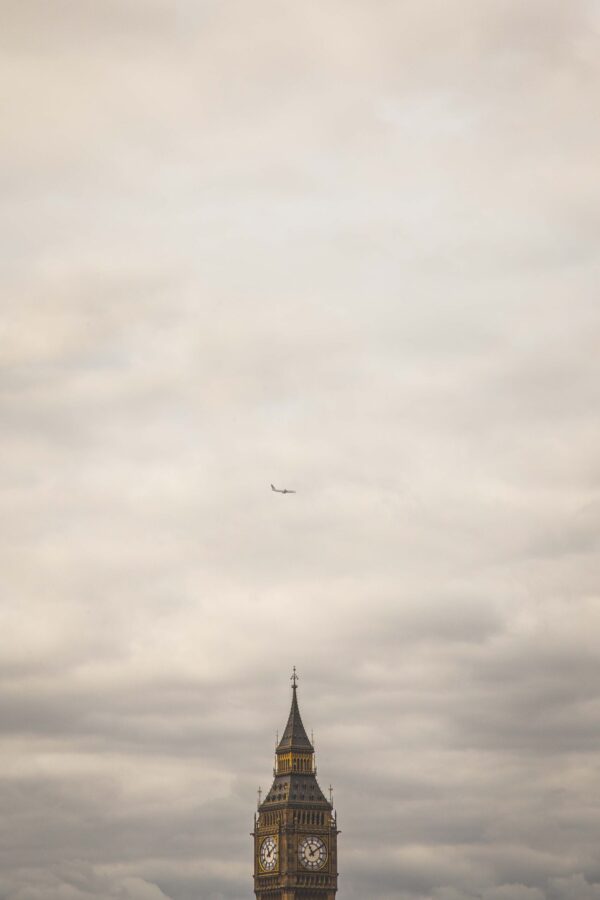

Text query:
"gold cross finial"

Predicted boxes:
[[291, 666, 299, 689]]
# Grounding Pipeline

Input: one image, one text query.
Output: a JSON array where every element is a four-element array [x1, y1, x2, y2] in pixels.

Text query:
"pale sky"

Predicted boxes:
[[2, 2, 600, 899]]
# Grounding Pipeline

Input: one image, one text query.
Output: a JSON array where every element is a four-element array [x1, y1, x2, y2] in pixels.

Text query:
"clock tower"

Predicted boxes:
[[252, 670, 339, 900]]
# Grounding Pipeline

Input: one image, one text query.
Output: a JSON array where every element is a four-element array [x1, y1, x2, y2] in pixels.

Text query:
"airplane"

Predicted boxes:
[[271, 483, 296, 494]]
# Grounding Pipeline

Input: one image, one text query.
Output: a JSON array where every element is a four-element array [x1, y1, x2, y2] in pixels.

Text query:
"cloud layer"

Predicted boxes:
[[1, 1, 600, 898]]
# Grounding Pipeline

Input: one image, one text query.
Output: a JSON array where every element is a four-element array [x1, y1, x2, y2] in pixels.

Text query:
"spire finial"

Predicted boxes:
[[257, 786, 262, 807], [291, 666, 299, 689], [329, 785, 334, 805]]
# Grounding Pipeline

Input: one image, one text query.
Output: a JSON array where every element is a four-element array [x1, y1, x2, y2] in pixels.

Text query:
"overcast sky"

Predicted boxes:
[[2, 2, 600, 899]]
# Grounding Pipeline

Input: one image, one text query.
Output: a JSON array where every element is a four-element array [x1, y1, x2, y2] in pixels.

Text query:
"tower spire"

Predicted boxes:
[[277, 668, 313, 753]]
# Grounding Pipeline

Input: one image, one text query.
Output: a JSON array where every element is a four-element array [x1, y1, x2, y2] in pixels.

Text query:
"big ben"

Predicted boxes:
[[252, 670, 339, 900]]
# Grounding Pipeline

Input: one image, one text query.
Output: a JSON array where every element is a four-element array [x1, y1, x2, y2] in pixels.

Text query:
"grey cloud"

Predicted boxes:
[[2, 1, 600, 898], [2, 861, 172, 900]]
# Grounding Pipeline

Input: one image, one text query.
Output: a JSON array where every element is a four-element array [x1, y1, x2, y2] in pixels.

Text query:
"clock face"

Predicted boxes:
[[260, 836, 278, 872], [299, 835, 327, 870]]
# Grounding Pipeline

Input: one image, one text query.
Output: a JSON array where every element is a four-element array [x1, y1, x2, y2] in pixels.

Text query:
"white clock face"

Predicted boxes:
[[260, 836, 278, 872], [299, 835, 327, 870]]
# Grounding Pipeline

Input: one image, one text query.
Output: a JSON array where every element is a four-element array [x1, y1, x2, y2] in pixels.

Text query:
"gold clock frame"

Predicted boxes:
[[258, 833, 279, 874]]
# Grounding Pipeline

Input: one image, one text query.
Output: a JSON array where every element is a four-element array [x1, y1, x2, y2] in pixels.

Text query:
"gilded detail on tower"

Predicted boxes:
[[252, 670, 339, 900]]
